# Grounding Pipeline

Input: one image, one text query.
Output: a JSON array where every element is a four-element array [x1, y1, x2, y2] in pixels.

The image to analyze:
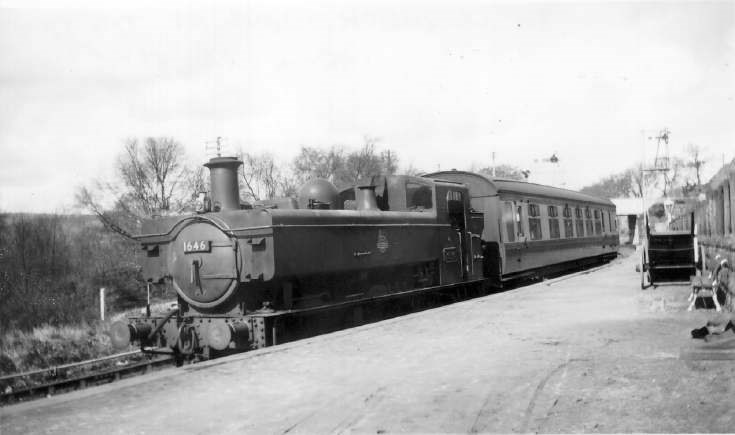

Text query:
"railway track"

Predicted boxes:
[[0, 350, 173, 406]]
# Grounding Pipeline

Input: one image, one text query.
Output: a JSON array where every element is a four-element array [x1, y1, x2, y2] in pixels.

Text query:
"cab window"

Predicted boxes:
[[406, 182, 433, 211]]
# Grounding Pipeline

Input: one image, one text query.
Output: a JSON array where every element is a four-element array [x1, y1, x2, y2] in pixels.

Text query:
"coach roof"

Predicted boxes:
[[424, 170, 614, 207]]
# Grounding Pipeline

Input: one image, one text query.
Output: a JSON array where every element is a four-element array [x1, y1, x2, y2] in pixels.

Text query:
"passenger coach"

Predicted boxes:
[[426, 171, 618, 284]]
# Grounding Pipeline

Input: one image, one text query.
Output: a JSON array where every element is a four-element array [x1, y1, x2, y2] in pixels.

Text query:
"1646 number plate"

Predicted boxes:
[[184, 240, 211, 253]]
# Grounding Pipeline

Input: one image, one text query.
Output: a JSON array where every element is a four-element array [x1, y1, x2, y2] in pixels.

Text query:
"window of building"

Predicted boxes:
[[405, 182, 433, 211], [548, 205, 560, 239], [563, 205, 574, 237], [528, 203, 542, 240]]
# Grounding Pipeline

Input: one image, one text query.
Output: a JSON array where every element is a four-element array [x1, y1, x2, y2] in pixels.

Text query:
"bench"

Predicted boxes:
[[689, 256, 731, 312]]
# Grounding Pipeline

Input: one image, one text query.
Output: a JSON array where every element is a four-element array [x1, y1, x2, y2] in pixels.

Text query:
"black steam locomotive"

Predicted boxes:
[[111, 156, 617, 358]]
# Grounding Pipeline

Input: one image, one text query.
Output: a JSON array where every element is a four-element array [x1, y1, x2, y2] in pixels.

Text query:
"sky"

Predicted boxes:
[[0, 0, 733, 212]]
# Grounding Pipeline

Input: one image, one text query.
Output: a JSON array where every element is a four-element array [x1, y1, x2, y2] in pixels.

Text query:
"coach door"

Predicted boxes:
[[501, 200, 524, 274], [442, 190, 466, 284]]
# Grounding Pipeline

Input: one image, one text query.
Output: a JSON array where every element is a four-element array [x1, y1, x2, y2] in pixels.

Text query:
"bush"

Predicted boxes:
[[0, 213, 147, 331]]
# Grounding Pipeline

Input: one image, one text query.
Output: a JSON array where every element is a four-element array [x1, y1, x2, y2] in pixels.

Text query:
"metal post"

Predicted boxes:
[[100, 288, 106, 321], [146, 283, 151, 318]]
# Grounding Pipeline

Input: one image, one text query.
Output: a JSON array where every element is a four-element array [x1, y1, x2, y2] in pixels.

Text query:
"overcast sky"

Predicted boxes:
[[1, 0, 733, 212]]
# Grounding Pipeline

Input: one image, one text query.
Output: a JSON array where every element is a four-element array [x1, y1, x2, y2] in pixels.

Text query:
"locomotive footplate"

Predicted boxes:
[[112, 279, 488, 357], [247, 279, 488, 349]]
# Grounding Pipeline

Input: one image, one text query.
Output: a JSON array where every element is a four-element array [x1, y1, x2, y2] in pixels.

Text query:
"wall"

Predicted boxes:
[[697, 160, 735, 271]]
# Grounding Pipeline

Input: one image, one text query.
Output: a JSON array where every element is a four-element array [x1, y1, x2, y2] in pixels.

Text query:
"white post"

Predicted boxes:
[[100, 287, 106, 321], [146, 283, 151, 317]]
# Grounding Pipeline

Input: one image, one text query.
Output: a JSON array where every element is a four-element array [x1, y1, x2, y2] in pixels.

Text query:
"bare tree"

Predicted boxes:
[[580, 172, 634, 198], [343, 136, 399, 186], [685, 143, 706, 188], [239, 152, 295, 201], [77, 137, 197, 238], [117, 137, 187, 215], [659, 157, 686, 197], [293, 137, 399, 188], [629, 164, 658, 198], [293, 146, 347, 184], [75, 186, 138, 240], [345, 139, 380, 185]]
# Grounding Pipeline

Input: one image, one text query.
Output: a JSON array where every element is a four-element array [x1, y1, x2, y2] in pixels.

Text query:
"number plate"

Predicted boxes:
[[183, 240, 211, 253]]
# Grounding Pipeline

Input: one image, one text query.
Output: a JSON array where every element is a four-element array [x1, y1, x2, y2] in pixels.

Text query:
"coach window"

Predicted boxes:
[[503, 201, 515, 242], [585, 207, 593, 236], [608, 211, 613, 232], [548, 205, 560, 239], [563, 205, 574, 237], [612, 212, 617, 231], [594, 209, 602, 235], [575, 206, 585, 237], [406, 182, 433, 211], [528, 203, 542, 240], [602, 210, 607, 233], [516, 204, 525, 238]]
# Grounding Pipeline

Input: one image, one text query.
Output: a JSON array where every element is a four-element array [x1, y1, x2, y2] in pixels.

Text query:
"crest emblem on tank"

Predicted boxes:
[[376, 230, 390, 254]]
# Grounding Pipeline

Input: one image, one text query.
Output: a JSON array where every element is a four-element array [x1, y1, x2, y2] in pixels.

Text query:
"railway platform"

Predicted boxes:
[[2, 251, 734, 433]]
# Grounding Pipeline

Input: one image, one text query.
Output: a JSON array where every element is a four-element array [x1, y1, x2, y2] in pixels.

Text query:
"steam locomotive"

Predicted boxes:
[[110, 156, 618, 358]]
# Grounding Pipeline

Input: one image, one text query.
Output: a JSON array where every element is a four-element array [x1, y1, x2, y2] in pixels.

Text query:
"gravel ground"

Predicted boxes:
[[2, 251, 734, 434]]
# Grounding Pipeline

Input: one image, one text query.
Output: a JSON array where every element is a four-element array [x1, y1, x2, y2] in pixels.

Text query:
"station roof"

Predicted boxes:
[[706, 158, 735, 191], [609, 197, 644, 215]]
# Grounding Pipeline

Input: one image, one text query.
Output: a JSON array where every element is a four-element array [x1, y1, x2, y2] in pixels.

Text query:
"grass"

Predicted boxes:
[[0, 323, 113, 376]]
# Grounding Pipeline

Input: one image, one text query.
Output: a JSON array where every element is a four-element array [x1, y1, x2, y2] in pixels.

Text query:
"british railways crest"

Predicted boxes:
[[376, 230, 390, 254]]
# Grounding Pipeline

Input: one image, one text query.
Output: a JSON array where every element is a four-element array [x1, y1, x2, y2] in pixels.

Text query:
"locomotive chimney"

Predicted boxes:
[[204, 156, 243, 211], [356, 185, 379, 211]]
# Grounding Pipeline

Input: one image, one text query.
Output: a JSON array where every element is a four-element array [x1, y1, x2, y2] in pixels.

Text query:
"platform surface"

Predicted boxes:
[[2, 252, 735, 434]]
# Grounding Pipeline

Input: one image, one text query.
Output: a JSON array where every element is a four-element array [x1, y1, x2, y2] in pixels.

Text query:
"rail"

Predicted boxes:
[[0, 350, 142, 382], [0, 350, 173, 406]]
